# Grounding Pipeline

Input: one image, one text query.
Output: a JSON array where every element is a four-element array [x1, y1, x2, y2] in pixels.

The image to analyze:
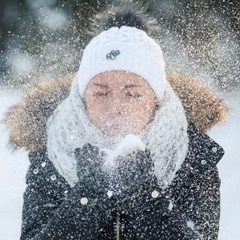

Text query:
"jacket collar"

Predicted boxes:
[[169, 123, 224, 190], [186, 124, 224, 173]]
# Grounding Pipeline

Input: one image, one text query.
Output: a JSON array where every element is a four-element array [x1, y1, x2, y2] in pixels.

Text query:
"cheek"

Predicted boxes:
[[85, 99, 105, 122], [127, 99, 154, 117], [86, 100, 102, 112], [85, 96, 155, 126]]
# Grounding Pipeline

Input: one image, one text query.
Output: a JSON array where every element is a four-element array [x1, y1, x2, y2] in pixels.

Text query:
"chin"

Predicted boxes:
[[102, 125, 140, 137]]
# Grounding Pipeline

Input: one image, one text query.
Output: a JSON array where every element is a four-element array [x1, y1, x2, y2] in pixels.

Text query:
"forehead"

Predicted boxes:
[[89, 70, 147, 86]]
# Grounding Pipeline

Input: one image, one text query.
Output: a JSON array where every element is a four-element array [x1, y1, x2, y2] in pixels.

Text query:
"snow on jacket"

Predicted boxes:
[[5, 72, 227, 239]]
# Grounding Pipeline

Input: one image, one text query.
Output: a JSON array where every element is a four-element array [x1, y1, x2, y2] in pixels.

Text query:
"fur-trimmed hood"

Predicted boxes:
[[5, 72, 227, 152]]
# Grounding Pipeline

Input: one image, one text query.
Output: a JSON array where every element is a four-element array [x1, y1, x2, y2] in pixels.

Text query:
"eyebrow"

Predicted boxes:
[[93, 83, 140, 88]]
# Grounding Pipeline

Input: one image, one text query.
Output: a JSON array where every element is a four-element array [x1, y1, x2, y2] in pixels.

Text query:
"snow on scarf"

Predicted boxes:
[[47, 75, 189, 189]]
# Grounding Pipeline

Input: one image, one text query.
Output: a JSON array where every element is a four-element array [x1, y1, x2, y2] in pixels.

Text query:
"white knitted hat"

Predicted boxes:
[[77, 26, 166, 100]]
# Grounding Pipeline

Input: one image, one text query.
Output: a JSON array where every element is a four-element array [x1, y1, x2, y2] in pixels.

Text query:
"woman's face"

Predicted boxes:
[[84, 70, 157, 136]]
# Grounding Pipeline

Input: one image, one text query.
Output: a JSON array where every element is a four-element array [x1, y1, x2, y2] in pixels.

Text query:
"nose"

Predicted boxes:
[[107, 96, 124, 116]]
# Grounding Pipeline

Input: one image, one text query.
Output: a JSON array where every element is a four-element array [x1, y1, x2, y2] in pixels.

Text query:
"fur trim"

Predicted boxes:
[[167, 72, 228, 132], [5, 74, 74, 152], [5, 72, 227, 152]]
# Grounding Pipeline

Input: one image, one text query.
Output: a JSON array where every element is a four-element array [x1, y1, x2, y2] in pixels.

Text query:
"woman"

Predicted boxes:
[[6, 11, 227, 240]]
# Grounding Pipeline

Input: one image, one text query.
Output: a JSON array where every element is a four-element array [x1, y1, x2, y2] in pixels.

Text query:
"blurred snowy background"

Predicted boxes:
[[1, 88, 239, 240], [0, 0, 239, 239]]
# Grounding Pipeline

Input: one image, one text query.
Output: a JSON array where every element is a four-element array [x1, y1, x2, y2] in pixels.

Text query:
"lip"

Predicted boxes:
[[103, 122, 123, 134]]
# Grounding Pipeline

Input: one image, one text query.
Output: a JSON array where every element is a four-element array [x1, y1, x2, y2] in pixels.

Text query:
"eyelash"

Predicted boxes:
[[93, 93, 108, 97], [126, 92, 142, 98]]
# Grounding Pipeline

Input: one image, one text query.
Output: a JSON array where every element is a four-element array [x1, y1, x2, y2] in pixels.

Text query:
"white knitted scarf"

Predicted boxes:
[[47, 76, 189, 189]]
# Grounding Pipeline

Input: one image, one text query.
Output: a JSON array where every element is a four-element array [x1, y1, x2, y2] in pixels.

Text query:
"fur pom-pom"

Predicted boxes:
[[89, 1, 158, 37], [103, 12, 147, 32]]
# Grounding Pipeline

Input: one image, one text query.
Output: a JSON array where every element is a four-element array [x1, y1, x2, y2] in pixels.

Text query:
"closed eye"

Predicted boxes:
[[126, 92, 142, 98], [93, 92, 109, 97]]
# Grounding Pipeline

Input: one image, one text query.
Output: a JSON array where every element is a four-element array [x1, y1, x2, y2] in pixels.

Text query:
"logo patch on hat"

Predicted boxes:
[[106, 50, 120, 60]]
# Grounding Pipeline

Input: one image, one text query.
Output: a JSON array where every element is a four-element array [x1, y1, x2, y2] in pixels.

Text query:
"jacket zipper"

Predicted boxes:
[[116, 211, 120, 240], [116, 202, 120, 240]]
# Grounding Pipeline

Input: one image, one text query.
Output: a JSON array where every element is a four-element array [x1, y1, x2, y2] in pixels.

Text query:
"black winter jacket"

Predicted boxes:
[[20, 125, 224, 240]]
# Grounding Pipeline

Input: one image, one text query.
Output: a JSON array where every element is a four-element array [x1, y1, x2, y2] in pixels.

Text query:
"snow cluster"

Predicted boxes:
[[103, 134, 146, 169]]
